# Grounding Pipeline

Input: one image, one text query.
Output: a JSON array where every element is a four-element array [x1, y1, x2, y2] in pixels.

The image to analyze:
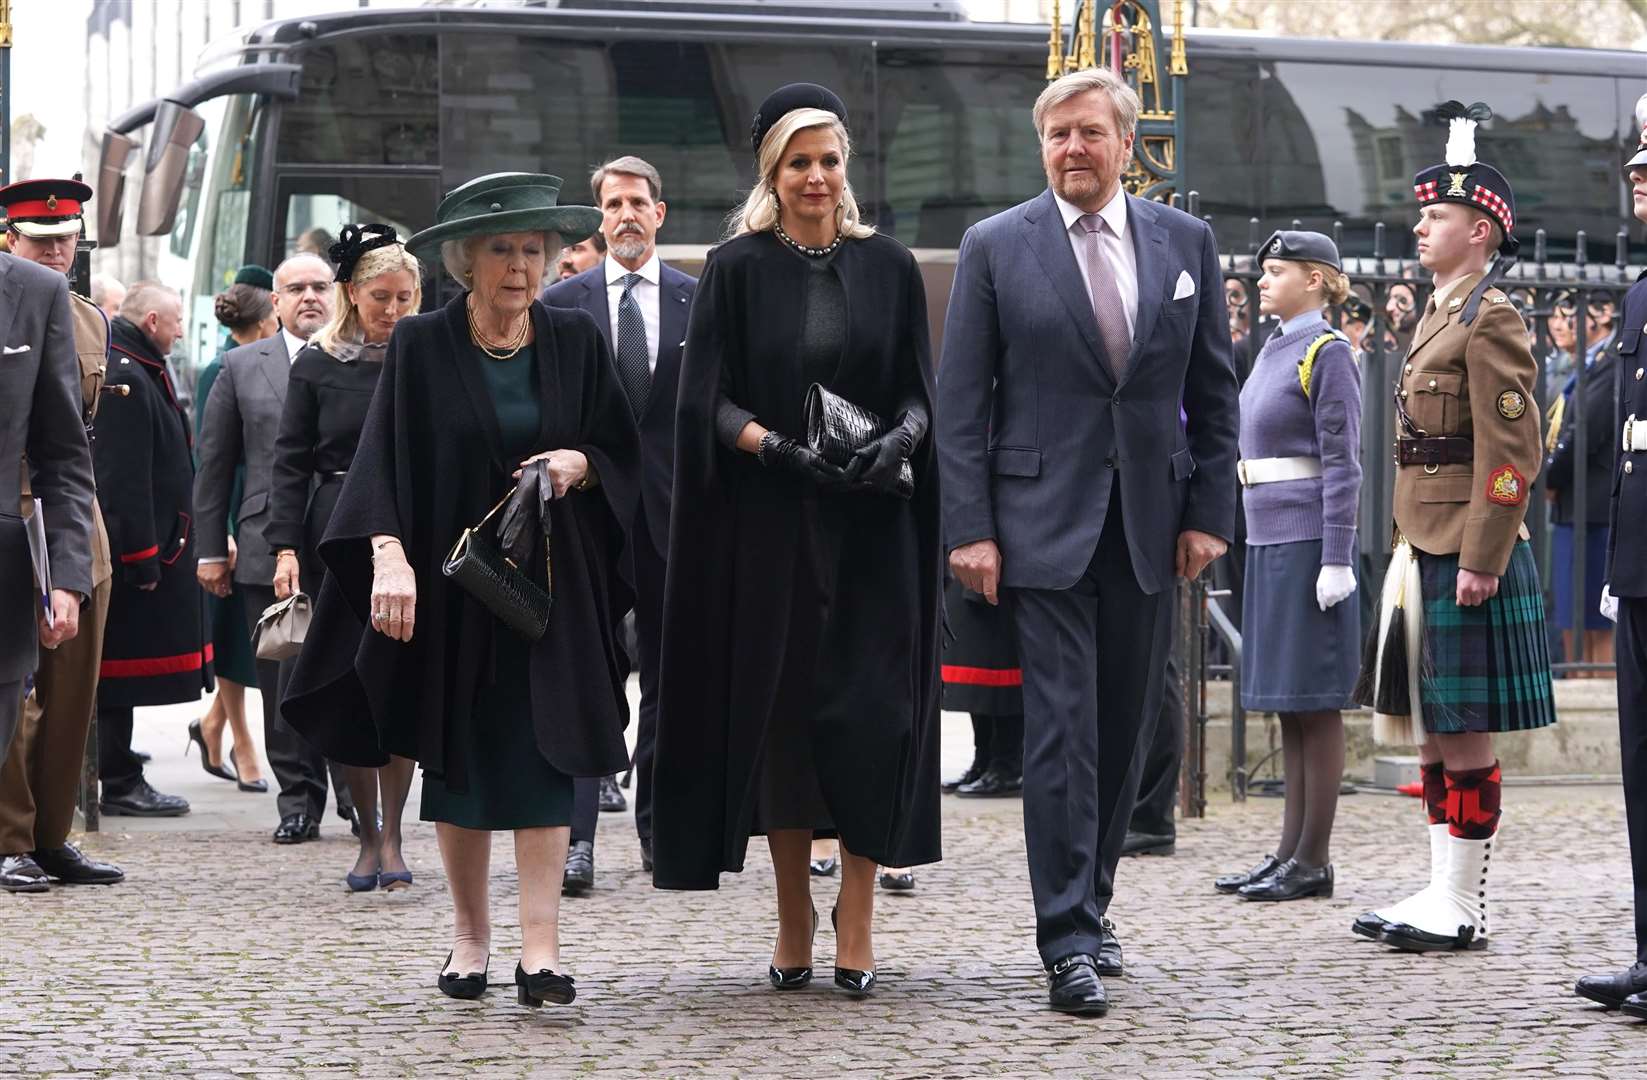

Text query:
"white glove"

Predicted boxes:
[[1316, 564, 1357, 612], [1601, 585, 1619, 624]]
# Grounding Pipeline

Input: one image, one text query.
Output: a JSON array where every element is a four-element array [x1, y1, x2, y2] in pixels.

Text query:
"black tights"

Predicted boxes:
[[1274, 711, 1344, 868]]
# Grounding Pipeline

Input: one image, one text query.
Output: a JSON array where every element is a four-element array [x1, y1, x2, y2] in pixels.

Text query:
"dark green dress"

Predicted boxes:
[[195, 357, 259, 687], [418, 342, 576, 830]]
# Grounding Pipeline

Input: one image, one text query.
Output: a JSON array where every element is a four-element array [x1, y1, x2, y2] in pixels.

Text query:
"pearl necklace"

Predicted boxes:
[[775, 223, 843, 258], [467, 300, 530, 360]]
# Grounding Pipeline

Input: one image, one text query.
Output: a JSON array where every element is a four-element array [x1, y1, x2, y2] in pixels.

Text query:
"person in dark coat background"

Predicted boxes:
[[97, 282, 213, 817], [652, 84, 943, 1000], [282, 174, 637, 1008], [940, 577, 1024, 798]]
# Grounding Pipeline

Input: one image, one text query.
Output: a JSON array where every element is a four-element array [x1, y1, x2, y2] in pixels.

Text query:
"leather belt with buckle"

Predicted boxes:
[[1396, 436, 1474, 468]]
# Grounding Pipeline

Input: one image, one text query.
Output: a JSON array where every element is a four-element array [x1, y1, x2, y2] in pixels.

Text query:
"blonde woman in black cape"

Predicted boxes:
[[652, 84, 943, 997], [281, 174, 640, 1008]]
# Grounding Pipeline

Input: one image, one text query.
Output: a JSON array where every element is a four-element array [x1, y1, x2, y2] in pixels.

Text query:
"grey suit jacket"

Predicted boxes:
[[193, 334, 290, 585], [0, 253, 96, 681], [937, 189, 1239, 596]]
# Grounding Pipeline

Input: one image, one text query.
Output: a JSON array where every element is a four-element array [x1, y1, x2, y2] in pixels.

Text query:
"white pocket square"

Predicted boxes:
[[1172, 271, 1196, 301], [2, 344, 30, 355]]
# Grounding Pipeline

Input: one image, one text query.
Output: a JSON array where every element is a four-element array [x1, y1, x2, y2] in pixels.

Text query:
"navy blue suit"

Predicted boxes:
[[938, 189, 1238, 966], [543, 260, 696, 849]]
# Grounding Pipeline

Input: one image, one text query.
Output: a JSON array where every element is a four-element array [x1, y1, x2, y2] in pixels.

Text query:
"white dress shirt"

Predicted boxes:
[[605, 252, 661, 375], [1053, 186, 1139, 337], [280, 327, 307, 364]]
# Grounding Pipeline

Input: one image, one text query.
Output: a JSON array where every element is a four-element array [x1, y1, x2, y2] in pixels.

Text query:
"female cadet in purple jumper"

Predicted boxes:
[[1215, 230, 1362, 902]]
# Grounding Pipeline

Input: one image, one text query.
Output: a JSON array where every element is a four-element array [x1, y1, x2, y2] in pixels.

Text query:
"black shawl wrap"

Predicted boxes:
[[652, 231, 943, 889], [281, 295, 639, 790]]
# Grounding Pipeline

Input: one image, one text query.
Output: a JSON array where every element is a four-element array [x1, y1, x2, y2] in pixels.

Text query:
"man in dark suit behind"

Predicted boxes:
[[937, 68, 1239, 1015], [543, 155, 696, 889]]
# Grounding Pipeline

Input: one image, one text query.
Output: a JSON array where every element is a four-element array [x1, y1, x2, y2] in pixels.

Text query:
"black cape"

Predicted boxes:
[[281, 295, 639, 789], [652, 231, 943, 889]]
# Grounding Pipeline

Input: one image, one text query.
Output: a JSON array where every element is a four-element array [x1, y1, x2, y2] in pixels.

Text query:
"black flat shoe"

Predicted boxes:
[[879, 870, 915, 892], [438, 951, 489, 1000], [769, 906, 818, 990], [515, 962, 576, 1007], [809, 854, 838, 877], [0, 854, 49, 894], [942, 762, 986, 794], [32, 843, 123, 885], [1048, 954, 1108, 1016], [954, 766, 1023, 798], [1096, 917, 1124, 978], [1238, 859, 1333, 901], [598, 775, 627, 813], [186, 720, 238, 783], [1576, 964, 1647, 1010], [272, 813, 319, 844], [1215, 854, 1280, 894], [563, 840, 594, 895], [1122, 831, 1176, 857], [100, 779, 190, 818]]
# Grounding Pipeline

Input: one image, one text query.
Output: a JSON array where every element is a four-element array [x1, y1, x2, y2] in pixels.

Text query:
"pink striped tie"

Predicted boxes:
[[1080, 213, 1131, 378]]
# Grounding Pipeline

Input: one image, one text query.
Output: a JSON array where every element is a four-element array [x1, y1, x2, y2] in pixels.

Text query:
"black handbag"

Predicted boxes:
[[441, 485, 552, 641], [803, 383, 915, 498]]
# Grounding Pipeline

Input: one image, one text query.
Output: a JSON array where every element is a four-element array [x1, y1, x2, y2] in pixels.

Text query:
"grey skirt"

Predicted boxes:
[[1240, 539, 1361, 712]]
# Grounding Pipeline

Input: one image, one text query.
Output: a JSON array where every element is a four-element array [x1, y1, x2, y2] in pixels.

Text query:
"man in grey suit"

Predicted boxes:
[[938, 68, 1239, 1015], [0, 253, 93, 767], [195, 251, 348, 844]]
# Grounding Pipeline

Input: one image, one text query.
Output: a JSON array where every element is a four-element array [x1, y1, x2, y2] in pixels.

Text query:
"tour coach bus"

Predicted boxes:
[[104, 0, 1643, 372]]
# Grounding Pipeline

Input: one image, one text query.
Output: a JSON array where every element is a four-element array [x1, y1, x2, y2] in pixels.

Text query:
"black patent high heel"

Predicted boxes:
[[830, 906, 877, 997], [437, 950, 489, 1000], [769, 905, 819, 990], [514, 962, 576, 1007], [185, 719, 237, 783]]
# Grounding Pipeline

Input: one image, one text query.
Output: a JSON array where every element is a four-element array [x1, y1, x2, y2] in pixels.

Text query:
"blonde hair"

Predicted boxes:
[[314, 243, 423, 353], [726, 108, 875, 242], [1300, 260, 1352, 307], [1033, 67, 1142, 140]]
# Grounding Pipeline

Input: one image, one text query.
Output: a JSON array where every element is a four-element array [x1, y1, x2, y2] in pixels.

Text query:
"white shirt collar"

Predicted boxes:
[[280, 327, 307, 363], [1053, 185, 1128, 237], [605, 251, 660, 287]]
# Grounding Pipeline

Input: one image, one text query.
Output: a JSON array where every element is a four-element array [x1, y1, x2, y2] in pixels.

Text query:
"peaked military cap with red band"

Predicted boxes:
[[1412, 101, 1518, 258], [0, 176, 93, 238]]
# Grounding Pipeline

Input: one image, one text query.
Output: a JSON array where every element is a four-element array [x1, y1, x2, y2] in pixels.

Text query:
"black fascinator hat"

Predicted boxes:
[[329, 223, 401, 283], [750, 83, 848, 155]]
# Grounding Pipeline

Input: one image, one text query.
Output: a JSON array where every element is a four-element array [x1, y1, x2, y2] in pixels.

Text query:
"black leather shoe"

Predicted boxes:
[[1123, 831, 1176, 857], [32, 844, 124, 885], [942, 761, 986, 795], [1351, 912, 1390, 940], [1097, 917, 1124, 977], [1238, 859, 1334, 901], [515, 963, 576, 1007], [186, 719, 237, 783], [955, 766, 1023, 798], [598, 775, 627, 813], [272, 813, 319, 844], [809, 853, 838, 877], [1575, 963, 1647, 1010], [1622, 991, 1647, 1021], [100, 779, 190, 817], [563, 840, 594, 895], [0, 854, 50, 893], [834, 967, 877, 997], [639, 835, 653, 874], [1048, 954, 1108, 1016], [770, 906, 819, 990], [1215, 854, 1280, 894], [438, 951, 490, 1000], [879, 869, 915, 892]]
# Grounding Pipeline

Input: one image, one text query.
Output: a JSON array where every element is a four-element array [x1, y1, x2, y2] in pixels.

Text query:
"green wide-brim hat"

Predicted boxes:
[[404, 172, 602, 261]]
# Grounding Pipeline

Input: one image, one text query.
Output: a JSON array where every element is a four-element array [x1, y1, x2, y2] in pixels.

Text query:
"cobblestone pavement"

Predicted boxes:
[[1, 703, 1642, 1077]]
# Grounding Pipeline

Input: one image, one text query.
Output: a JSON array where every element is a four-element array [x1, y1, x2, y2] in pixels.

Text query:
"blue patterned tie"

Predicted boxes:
[[615, 273, 650, 418]]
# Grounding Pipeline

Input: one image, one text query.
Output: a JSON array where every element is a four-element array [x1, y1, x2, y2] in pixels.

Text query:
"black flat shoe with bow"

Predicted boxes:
[[437, 951, 489, 1000], [515, 963, 576, 1007]]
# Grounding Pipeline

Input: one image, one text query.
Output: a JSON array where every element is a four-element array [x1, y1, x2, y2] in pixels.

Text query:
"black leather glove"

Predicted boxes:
[[844, 403, 926, 498], [758, 432, 850, 490], [499, 459, 554, 565]]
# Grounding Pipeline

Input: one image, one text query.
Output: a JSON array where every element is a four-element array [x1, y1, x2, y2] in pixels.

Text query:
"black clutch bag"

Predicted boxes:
[[442, 486, 552, 642], [803, 383, 915, 498]]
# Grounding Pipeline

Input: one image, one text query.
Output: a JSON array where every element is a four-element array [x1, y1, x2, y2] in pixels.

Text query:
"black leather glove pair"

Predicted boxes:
[[758, 432, 852, 490], [498, 458, 554, 565], [844, 402, 926, 498]]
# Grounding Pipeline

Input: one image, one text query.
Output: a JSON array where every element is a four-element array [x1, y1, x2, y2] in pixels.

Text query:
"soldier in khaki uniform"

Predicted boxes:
[[0, 178, 124, 892], [1351, 103, 1554, 953]]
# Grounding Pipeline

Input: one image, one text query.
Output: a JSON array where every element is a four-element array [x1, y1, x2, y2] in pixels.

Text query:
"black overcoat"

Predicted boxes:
[[280, 295, 640, 790], [652, 231, 943, 889]]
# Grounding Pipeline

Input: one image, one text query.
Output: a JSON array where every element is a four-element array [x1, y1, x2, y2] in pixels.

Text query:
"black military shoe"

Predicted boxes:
[[1238, 859, 1334, 901], [100, 779, 190, 817], [0, 854, 50, 893], [563, 840, 595, 895], [1122, 831, 1176, 857], [1097, 917, 1124, 977], [1048, 954, 1108, 1016], [598, 775, 627, 813], [32, 844, 124, 885], [1216, 854, 1281, 894], [942, 761, 986, 795], [1576, 963, 1647, 1010], [955, 766, 1023, 798], [272, 813, 319, 844]]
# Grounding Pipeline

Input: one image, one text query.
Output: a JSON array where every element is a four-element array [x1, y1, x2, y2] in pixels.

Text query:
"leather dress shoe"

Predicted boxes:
[[1575, 963, 1647, 1010], [1, 854, 50, 893], [954, 766, 1023, 798], [272, 813, 319, 844], [1238, 859, 1333, 901], [1216, 854, 1280, 894], [100, 779, 190, 817], [1122, 830, 1176, 857], [598, 775, 627, 813], [32, 844, 124, 885], [563, 840, 594, 895], [1048, 954, 1109, 1016], [1623, 992, 1647, 1021], [639, 835, 654, 873], [1097, 917, 1124, 977], [942, 762, 986, 795]]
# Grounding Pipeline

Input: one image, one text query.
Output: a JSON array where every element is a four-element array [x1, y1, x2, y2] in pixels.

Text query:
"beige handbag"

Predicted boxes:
[[254, 592, 312, 661]]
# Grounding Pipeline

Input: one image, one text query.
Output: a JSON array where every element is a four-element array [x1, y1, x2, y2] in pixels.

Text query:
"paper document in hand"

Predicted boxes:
[[25, 497, 53, 629]]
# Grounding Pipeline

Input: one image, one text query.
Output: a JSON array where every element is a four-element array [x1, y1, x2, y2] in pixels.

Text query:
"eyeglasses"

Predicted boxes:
[[280, 281, 331, 296]]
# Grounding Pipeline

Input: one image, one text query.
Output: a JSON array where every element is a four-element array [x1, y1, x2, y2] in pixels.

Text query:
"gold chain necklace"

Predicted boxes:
[[466, 300, 530, 360]]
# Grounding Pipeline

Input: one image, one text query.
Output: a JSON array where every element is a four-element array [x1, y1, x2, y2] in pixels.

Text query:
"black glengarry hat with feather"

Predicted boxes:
[[1412, 101, 1519, 325]]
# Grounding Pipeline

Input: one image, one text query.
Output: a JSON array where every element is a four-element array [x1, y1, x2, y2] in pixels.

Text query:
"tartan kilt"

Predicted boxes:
[[1417, 540, 1556, 735]]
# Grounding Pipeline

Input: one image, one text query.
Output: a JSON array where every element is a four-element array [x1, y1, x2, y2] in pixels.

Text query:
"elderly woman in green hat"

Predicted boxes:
[[281, 174, 641, 1008]]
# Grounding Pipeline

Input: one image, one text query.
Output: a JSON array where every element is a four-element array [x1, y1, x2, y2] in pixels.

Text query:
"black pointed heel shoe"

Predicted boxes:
[[769, 906, 818, 990], [186, 720, 238, 783], [514, 963, 576, 1007], [829, 906, 877, 997], [437, 951, 489, 1000], [1237, 858, 1333, 901]]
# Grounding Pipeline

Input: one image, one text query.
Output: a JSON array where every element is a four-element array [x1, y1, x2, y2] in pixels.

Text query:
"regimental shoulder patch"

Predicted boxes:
[[1486, 463, 1527, 506], [1497, 390, 1526, 420]]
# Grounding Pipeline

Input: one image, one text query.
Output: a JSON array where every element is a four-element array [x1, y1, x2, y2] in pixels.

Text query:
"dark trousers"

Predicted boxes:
[[1618, 596, 1647, 964], [241, 582, 347, 822], [97, 705, 141, 788], [571, 777, 599, 844], [1128, 643, 1183, 837], [0, 680, 21, 773], [1009, 497, 1175, 967]]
